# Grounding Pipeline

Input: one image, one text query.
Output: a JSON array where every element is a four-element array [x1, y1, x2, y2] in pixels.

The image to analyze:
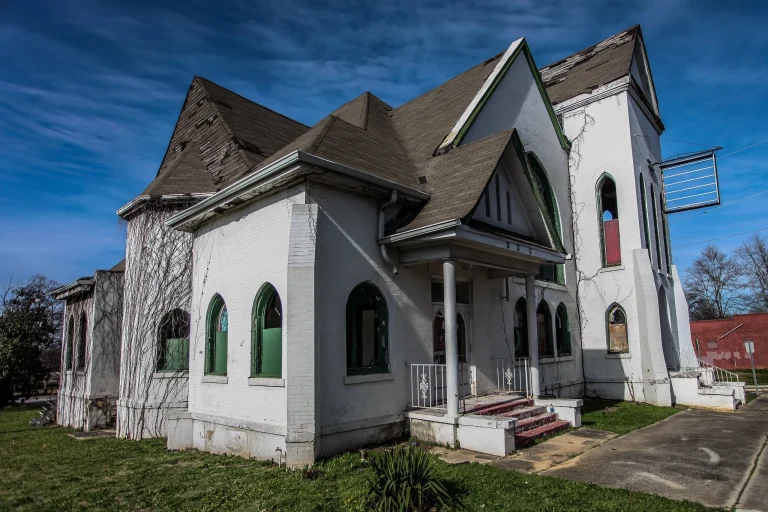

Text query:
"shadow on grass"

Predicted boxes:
[[581, 398, 622, 416]]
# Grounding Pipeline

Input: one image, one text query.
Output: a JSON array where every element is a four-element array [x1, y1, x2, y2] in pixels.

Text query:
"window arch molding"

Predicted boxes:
[[555, 303, 571, 356], [252, 283, 283, 378], [606, 303, 629, 354], [157, 309, 190, 372], [596, 173, 621, 266], [346, 281, 388, 376], [76, 312, 87, 371], [205, 294, 228, 375], [65, 315, 75, 371]]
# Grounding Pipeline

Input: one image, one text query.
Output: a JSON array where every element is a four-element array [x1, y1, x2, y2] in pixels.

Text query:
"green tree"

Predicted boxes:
[[0, 275, 62, 408]]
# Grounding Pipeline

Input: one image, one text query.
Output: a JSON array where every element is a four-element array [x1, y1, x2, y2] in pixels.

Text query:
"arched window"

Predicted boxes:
[[639, 174, 651, 250], [607, 304, 628, 353], [157, 309, 190, 372], [65, 316, 74, 371], [555, 303, 571, 356], [432, 310, 467, 364], [206, 295, 228, 375], [529, 154, 564, 284], [660, 192, 671, 270], [76, 312, 87, 371], [346, 282, 388, 375], [598, 175, 621, 266], [537, 301, 554, 357], [252, 283, 283, 378], [514, 298, 528, 358]]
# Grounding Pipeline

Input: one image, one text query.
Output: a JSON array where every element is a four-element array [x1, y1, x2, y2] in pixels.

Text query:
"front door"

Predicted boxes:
[[432, 304, 472, 397]]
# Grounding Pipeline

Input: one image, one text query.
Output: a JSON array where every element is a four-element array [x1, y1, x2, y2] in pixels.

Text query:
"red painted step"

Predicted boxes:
[[470, 398, 533, 416], [515, 420, 570, 448], [499, 405, 547, 421], [514, 413, 558, 433]]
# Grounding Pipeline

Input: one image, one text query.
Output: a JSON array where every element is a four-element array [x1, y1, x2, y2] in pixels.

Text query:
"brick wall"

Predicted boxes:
[[690, 313, 768, 369]]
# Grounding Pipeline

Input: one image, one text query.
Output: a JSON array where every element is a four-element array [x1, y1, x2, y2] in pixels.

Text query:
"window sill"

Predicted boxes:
[[606, 353, 631, 359], [153, 371, 188, 379], [202, 375, 228, 384], [344, 373, 395, 385], [248, 377, 285, 387], [540, 356, 557, 363], [555, 355, 574, 362], [535, 281, 568, 292], [599, 265, 624, 273]]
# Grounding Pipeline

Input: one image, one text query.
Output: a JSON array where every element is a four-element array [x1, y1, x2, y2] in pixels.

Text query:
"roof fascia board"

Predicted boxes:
[[165, 150, 429, 231], [51, 280, 94, 300], [634, 29, 661, 119], [117, 193, 213, 218], [437, 38, 570, 153]]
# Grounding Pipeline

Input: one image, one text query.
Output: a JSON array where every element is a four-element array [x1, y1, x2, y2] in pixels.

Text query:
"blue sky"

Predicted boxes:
[[1, 0, 766, 286]]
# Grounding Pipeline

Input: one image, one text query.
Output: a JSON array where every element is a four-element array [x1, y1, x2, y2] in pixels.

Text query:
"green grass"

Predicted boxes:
[[733, 368, 768, 385], [745, 392, 760, 404], [0, 406, 714, 512], [581, 398, 685, 435]]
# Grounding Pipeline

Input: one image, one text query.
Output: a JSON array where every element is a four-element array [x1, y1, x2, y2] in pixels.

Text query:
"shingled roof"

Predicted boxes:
[[539, 25, 639, 105], [147, 26, 645, 234]]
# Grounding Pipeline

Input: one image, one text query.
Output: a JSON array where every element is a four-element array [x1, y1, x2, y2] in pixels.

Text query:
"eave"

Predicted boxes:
[[51, 279, 94, 301], [117, 193, 213, 219], [165, 150, 430, 232]]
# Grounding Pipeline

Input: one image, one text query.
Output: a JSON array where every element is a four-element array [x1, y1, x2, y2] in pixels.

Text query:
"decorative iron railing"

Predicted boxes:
[[492, 357, 532, 397], [409, 363, 470, 410]]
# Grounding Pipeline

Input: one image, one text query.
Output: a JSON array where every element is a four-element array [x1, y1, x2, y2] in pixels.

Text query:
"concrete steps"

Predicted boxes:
[[468, 398, 533, 416], [515, 419, 571, 448]]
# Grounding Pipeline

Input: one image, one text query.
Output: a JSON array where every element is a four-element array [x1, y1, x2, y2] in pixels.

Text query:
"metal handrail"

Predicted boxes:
[[696, 357, 740, 384]]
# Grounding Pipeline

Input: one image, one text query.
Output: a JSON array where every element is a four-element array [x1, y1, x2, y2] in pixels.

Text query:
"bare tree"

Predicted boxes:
[[735, 233, 768, 313], [684, 244, 742, 320]]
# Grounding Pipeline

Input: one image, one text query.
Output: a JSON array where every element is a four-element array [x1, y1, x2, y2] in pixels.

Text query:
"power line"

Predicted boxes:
[[718, 138, 768, 159], [674, 226, 768, 249]]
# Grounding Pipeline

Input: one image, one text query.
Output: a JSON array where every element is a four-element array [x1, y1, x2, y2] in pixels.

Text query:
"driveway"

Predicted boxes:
[[545, 396, 768, 510]]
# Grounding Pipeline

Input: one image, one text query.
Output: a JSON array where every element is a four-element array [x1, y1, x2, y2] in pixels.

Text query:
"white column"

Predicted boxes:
[[525, 274, 541, 397], [443, 260, 459, 416]]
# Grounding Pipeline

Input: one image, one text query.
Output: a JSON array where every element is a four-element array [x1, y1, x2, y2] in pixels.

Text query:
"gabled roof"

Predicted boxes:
[[160, 26, 653, 238], [539, 25, 639, 105], [142, 144, 214, 196]]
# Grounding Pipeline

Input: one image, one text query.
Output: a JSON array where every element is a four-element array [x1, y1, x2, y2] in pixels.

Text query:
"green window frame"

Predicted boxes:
[[64, 316, 74, 371], [639, 174, 651, 250], [514, 298, 528, 358], [530, 155, 564, 284], [555, 303, 571, 356], [157, 309, 190, 372], [537, 301, 554, 358], [205, 294, 228, 375], [346, 282, 388, 376], [660, 195, 671, 271], [252, 283, 283, 378], [76, 312, 87, 371]]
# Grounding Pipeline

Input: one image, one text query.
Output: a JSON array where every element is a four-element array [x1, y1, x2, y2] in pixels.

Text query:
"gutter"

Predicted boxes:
[[165, 150, 429, 231], [51, 279, 94, 300], [117, 193, 213, 219], [378, 190, 399, 275]]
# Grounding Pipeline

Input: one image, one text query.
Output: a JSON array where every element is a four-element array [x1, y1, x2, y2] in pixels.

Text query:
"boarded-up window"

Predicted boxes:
[[607, 305, 628, 353], [599, 176, 621, 266]]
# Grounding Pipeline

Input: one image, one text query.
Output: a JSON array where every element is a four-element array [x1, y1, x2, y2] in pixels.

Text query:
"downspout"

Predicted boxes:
[[379, 190, 399, 275]]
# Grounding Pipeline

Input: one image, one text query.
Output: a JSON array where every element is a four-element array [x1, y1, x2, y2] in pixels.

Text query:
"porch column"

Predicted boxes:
[[443, 260, 460, 416], [525, 274, 541, 397]]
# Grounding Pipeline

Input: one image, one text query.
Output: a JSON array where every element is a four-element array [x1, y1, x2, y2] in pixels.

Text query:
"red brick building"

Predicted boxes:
[[690, 313, 768, 370]]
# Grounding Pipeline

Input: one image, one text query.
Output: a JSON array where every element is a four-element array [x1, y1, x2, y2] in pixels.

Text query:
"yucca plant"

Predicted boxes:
[[363, 446, 460, 511]]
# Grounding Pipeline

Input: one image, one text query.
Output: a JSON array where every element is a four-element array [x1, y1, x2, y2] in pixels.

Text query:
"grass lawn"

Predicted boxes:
[[0, 407, 713, 511], [581, 398, 685, 435], [733, 368, 768, 385]]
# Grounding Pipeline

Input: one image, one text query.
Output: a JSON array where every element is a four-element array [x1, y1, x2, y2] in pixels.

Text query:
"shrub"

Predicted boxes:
[[363, 446, 459, 511]]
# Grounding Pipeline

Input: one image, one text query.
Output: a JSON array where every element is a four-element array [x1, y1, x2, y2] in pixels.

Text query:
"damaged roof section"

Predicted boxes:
[[539, 25, 639, 105]]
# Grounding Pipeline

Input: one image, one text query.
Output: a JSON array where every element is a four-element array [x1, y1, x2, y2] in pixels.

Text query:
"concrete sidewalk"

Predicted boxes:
[[545, 396, 768, 510]]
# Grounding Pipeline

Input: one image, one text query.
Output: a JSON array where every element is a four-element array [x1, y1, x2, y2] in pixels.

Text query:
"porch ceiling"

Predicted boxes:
[[383, 221, 566, 275]]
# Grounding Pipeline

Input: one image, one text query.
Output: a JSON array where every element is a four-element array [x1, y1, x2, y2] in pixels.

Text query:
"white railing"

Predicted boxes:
[[409, 364, 470, 410], [696, 358, 740, 385], [492, 357, 532, 397]]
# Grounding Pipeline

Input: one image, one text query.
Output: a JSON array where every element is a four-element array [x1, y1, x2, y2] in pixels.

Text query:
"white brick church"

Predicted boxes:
[[53, 25, 742, 465]]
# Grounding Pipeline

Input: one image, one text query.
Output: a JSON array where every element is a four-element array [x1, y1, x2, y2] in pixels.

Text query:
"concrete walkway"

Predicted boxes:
[[545, 396, 768, 510]]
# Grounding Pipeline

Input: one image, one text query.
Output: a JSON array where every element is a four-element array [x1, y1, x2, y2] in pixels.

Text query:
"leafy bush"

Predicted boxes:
[[363, 446, 459, 511]]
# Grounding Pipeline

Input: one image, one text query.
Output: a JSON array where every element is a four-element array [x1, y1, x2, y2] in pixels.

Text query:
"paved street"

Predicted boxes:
[[545, 396, 768, 510]]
